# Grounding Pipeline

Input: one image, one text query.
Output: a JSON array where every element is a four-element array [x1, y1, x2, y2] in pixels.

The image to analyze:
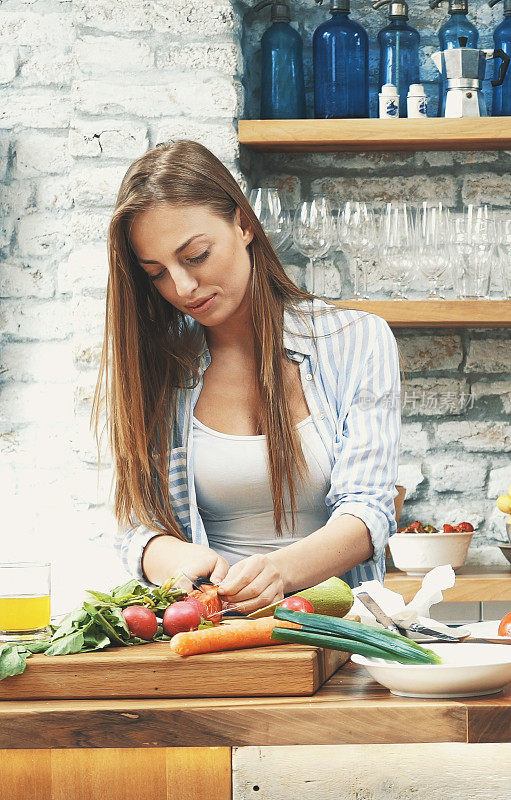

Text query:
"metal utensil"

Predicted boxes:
[[356, 591, 464, 642]]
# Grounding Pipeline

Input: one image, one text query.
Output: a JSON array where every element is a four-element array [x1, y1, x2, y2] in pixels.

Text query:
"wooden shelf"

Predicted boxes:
[[239, 117, 511, 152], [385, 565, 511, 603], [327, 299, 511, 327]]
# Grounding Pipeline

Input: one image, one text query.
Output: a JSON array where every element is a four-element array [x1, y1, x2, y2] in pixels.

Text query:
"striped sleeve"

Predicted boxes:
[[325, 314, 401, 580], [114, 520, 163, 587]]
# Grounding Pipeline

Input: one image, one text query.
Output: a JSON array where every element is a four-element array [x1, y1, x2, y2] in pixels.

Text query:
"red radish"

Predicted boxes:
[[279, 596, 314, 614], [185, 596, 206, 617], [122, 606, 158, 640], [163, 600, 202, 637]]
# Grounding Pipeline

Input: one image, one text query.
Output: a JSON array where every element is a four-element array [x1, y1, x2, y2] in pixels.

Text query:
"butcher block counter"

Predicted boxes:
[[1, 654, 510, 800]]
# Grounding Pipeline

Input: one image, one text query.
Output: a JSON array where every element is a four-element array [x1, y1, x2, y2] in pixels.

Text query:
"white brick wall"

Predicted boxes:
[[1, 0, 510, 619]]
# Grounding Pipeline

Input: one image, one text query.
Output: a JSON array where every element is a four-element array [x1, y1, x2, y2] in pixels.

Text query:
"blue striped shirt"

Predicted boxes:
[[115, 298, 401, 589]]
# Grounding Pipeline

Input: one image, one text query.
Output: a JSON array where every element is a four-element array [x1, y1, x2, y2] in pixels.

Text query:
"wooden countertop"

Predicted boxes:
[[385, 565, 511, 602], [1, 660, 509, 749]]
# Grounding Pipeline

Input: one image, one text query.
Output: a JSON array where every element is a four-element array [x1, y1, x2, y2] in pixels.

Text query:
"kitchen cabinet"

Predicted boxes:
[[0, 660, 509, 799]]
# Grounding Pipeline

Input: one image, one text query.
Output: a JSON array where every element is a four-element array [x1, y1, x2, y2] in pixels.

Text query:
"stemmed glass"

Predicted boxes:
[[249, 187, 291, 252], [292, 197, 333, 296], [495, 217, 511, 298], [336, 202, 381, 300], [380, 203, 417, 299], [415, 203, 452, 299]]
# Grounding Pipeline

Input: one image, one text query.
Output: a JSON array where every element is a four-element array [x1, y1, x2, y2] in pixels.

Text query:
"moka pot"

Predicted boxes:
[[430, 36, 510, 116]]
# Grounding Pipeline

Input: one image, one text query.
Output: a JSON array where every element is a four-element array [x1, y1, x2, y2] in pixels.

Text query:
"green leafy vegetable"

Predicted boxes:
[[0, 644, 29, 680]]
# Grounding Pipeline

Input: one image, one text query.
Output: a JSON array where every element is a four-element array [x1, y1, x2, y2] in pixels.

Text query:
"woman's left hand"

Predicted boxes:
[[216, 554, 285, 614]]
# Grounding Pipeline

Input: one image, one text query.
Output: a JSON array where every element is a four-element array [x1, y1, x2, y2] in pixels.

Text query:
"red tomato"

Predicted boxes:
[[122, 606, 158, 640], [455, 522, 474, 532], [498, 612, 511, 637], [163, 600, 202, 637], [443, 524, 455, 532], [279, 596, 314, 613]]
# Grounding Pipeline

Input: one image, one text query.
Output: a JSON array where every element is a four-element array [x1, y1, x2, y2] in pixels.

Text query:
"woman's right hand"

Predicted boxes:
[[142, 535, 230, 593]]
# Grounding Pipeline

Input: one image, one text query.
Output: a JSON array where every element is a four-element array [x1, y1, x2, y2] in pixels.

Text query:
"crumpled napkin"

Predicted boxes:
[[350, 565, 471, 640]]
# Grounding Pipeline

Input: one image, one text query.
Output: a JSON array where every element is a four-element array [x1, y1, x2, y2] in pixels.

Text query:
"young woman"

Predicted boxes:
[[92, 139, 401, 615]]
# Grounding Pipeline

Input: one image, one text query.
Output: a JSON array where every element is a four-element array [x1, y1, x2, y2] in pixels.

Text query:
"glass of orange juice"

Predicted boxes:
[[0, 562, 51, 643]]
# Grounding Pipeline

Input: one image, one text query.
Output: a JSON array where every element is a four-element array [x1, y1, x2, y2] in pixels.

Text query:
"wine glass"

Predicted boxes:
[[415, 203, 452, 299], [380, 203, 417, 299], [292, 198, 333, 296], [336, 202, 380, 300], [249, 187, 291, 252], [495, 216, 511, 298], [450, 205, 495, 299]]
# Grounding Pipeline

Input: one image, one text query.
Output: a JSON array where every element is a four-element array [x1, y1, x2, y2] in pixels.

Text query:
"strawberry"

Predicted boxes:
[[443, 524, 455, 532], [455, 522, 474, 532]]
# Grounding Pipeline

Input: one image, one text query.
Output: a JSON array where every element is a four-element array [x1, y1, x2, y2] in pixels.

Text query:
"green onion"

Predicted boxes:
[[273, 608, 442, 665]]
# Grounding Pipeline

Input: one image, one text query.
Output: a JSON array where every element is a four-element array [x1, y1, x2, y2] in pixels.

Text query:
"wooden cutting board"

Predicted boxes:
[[0, 643, 350, 700]]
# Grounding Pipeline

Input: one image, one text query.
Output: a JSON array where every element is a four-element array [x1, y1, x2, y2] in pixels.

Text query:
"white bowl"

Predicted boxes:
[[388, 531, 475, 576], [352, 642, 511, 698]]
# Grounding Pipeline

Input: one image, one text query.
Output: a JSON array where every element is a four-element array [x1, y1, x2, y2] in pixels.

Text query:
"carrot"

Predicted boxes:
[[170, 617, 301, 656]]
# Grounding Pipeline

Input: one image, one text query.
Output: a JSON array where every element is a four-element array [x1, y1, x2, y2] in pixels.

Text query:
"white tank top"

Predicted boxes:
[[192, 414, 332, 566]]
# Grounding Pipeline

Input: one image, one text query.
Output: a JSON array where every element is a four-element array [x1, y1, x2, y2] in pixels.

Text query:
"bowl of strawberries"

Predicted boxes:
[[389, 520, 475, 576]]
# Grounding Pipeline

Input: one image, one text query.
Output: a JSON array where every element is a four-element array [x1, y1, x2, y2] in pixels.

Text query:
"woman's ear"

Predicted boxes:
[[236, 206, 254, 246]]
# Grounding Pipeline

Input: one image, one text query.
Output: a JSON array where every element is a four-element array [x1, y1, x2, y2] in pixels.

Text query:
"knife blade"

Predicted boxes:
[[356, 592, 401, 635]]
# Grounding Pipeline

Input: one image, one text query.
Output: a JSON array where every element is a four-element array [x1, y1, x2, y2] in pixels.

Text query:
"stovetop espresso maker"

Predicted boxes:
[[431, 36, 510, 116]]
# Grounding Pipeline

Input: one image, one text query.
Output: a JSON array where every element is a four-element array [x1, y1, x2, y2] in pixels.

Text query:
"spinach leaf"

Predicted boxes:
[[44, 629, 85, 656], [0, 644, 28, 679]]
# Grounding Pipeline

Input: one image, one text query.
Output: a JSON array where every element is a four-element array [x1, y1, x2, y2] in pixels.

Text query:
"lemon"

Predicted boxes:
[[248, 576, 353, 619], [497, 495, 511, 514]]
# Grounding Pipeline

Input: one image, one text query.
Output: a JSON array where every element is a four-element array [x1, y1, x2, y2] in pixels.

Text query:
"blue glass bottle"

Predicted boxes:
[[430, 0, 479, 116], [254, 0, 306, 119], [373, 1, 420, 118], [313, 0, 369, 118], [490, 0, 511, 115]]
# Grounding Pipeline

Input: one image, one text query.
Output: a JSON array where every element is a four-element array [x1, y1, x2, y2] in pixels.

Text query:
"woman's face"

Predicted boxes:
[[130, 203, 254, 324]]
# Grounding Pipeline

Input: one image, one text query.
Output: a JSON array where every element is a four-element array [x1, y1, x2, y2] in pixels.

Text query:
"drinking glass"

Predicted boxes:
[[380, 203, 417, 299], [336, 202, 379, 300], [450, 205, 495, 299], [249, 187, 291, 252], [0, 562, 51, 643], [292, 198, 333, 295], [415, 203, 452, 299], [495, 217, 511, 299]]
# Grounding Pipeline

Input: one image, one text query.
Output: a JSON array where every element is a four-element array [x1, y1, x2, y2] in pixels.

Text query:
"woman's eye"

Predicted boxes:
[[188, 250, 209, 264], [148, 269, 166, 283]]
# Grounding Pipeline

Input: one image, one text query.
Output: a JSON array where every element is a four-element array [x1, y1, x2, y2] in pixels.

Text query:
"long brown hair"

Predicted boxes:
[[92, 139, 348, 541]]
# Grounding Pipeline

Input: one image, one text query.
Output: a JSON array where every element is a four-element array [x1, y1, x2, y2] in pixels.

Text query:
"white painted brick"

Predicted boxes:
[[74, 370, 102, 415], [15, 132, 71, 176], [465, 338, 510, 373], [17, 212, 72, 257], [59, 244, 108, 294], [400, 423, 429, 454], [71, 163, 129, 207], [402, 377, 470, 417], [69, 210, 110, 243], [0, 179, 36, 217], [311, 174, 458, 206], [487, 464, 511, 498], [0, 298, 73, 340], [151, 0, 241, 37], [74, 0, 152, 32], [72, 76, 242, 119], [436, 421, 511, 452], [19, 49, 73, 86], [0, 217, 15, 249], [0, 12, 74, 47], [0, 382, 74, 426], [0, 341, 73, 383], [74, 336, 103, 370], [265, 150, 417, 174], [0, 89, 72, 129], [37, 175, 74, 210], [69, 118, 148, 159], [64, 465, 114, 507], [71, 415, 112, 466], [151, 119, 239, 164], [1, 424, 75, 470], [472, 380, 511, 414], [0, 47, 18, 84], [155, 41, 241, 75], [397, 463, 424, 499], [75, 35, 153, 74], [396, 333, 462, 371], [429, 459, 487, 493], [71, 295, 106, 334], [0, 263, 54, 298]]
